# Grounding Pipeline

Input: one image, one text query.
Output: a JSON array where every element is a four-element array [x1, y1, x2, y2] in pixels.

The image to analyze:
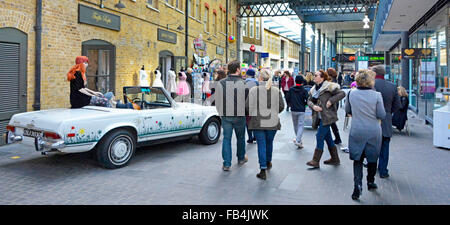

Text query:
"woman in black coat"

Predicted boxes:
[[392, 86, 409, 131]]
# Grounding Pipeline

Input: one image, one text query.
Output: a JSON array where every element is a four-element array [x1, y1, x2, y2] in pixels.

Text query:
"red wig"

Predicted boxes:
[[67, 56, 89, 82]]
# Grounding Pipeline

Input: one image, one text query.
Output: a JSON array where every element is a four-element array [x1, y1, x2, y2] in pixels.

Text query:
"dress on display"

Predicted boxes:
[[139, 69, 149, 86], [152, 70, 164, 88], [176, 72, 190, 96], [167, 70, 177, 93]]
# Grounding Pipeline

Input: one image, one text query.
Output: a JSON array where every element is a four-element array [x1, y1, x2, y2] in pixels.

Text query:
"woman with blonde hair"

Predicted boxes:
[[392, 86, 409, 131], [305, 72, 315, 87], [246, 69, 285, 180], [345, 69, 386, 200]]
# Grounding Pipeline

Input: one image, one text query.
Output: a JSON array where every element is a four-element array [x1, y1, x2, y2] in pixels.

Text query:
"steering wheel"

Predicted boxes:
[[132, 97, 141, 103]]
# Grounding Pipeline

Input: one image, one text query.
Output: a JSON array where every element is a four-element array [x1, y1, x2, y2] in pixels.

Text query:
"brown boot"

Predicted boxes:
[[306, 149, 323, 168], [324, 145, 340, 165]]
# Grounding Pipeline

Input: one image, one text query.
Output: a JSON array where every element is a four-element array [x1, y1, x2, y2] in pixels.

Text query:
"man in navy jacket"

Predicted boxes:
[[286, 76, 309, 148]]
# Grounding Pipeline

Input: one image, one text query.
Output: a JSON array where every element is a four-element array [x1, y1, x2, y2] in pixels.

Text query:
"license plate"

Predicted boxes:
[[23, 129, 43, 138]]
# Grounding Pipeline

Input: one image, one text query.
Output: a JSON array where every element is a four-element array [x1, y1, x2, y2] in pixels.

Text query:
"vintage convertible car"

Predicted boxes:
[[5, 86, 221, 169]]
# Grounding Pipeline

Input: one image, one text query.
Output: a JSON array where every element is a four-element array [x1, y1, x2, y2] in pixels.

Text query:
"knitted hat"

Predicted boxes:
[[246, 69, 256, 77], [295, 75, 305, 85]]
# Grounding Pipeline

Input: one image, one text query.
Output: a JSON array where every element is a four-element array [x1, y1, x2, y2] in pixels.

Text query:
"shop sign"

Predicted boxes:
[[402, 48, 433, 59], [157, 28, 177, 44], [261, 53, 269, 58], [78, 4, 121, 31], [216, 46, 224, 55], [357, 56, 369, 61], [370, 56, 384, 61]]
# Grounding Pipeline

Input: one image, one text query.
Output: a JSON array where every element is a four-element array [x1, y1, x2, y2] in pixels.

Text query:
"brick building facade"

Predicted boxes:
[[0, 0, 238, 110], [0, 0, 239, 139]]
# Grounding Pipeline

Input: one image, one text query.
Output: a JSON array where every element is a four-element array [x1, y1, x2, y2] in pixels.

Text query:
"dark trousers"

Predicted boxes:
[[353, 151, 377, 187], [378, 137, 391, 176], [283, 90, 289, 110], [330, 122, 341, 142]]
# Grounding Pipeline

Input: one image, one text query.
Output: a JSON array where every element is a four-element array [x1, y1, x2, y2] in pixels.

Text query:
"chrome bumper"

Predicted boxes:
[[6, 131, 65, 152]]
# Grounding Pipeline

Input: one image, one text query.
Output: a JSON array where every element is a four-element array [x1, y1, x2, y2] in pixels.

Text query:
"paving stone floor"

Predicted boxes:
[[0, 108, 448, 205]]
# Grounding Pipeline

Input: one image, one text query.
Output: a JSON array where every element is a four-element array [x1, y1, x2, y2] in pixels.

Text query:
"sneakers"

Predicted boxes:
[[379, 173, 390, 178], [222, 166, 230, 171], [293, 139, 303, 149], [238, 155, 248, 165]]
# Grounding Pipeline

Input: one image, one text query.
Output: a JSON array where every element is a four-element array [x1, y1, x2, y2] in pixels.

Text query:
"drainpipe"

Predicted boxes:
[[225, 0, 228, 62], [33, 0, 42, 111], [185, 0, 189, 67]]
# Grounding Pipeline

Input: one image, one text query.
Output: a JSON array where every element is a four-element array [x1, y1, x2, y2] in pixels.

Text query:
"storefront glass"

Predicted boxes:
[[409, 4, 449, 121], [389, 46, 402, 85]]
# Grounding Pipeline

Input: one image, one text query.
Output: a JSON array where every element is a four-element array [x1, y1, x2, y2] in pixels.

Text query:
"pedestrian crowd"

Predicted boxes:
[[67, 55, 404, 200], [210, 60, 402, 200]]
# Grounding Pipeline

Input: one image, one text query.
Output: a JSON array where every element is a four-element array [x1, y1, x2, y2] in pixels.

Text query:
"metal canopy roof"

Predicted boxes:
[[239, 0, 378, 23]]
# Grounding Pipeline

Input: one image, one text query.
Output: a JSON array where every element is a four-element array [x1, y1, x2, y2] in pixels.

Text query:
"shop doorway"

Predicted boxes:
[[82, 40, 116, 94], [158, 51, 186, 87], [0, 28, 27, 145]]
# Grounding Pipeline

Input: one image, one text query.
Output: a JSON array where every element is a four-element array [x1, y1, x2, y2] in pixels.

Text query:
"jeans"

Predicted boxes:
[[353, 150, 377, 187], [316, 120, 335, 150], [221, 116, 246, 167], [246, 124, 254, 141], [291, 111, 305, 143], [378, 137, 391, 176], [253, 130, 277, 169]]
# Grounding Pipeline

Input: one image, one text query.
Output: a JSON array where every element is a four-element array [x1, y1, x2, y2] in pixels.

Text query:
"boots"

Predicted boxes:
[[256, 169, 267, 180], [324, 145, 340, 165], [306, 149, 323, 168]]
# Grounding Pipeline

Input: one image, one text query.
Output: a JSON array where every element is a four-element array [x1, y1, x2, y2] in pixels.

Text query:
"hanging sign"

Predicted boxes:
[[402, 48, 433, 59], [194, 36, 207, 57]]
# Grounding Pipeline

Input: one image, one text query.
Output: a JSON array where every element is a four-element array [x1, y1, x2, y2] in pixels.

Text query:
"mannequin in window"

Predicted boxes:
[[167, 67, 177, 99], [185, 68, 194, 102], [152, 68, 164, 88], [176, 71, 190, 102], [139, 65, 150, 86]]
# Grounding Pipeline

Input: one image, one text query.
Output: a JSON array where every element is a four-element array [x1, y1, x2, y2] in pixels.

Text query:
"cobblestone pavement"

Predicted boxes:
[[0, 108, 449, 205]]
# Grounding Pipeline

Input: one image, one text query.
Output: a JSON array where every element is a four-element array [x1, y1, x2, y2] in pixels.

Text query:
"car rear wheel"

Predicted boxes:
[[199, 117, 221, 145], [96, 129, 136, 169]]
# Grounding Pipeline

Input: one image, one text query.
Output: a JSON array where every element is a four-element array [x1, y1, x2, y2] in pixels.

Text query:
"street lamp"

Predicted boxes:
[[114, 0, 126, 9]]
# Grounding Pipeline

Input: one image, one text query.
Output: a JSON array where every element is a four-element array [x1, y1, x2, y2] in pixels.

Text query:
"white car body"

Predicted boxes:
[[5, 87, 220, 169]]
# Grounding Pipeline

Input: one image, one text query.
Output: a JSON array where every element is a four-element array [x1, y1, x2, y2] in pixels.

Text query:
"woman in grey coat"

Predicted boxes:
[[345, 69, 386, 200], [246, 69, 285, 180]]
